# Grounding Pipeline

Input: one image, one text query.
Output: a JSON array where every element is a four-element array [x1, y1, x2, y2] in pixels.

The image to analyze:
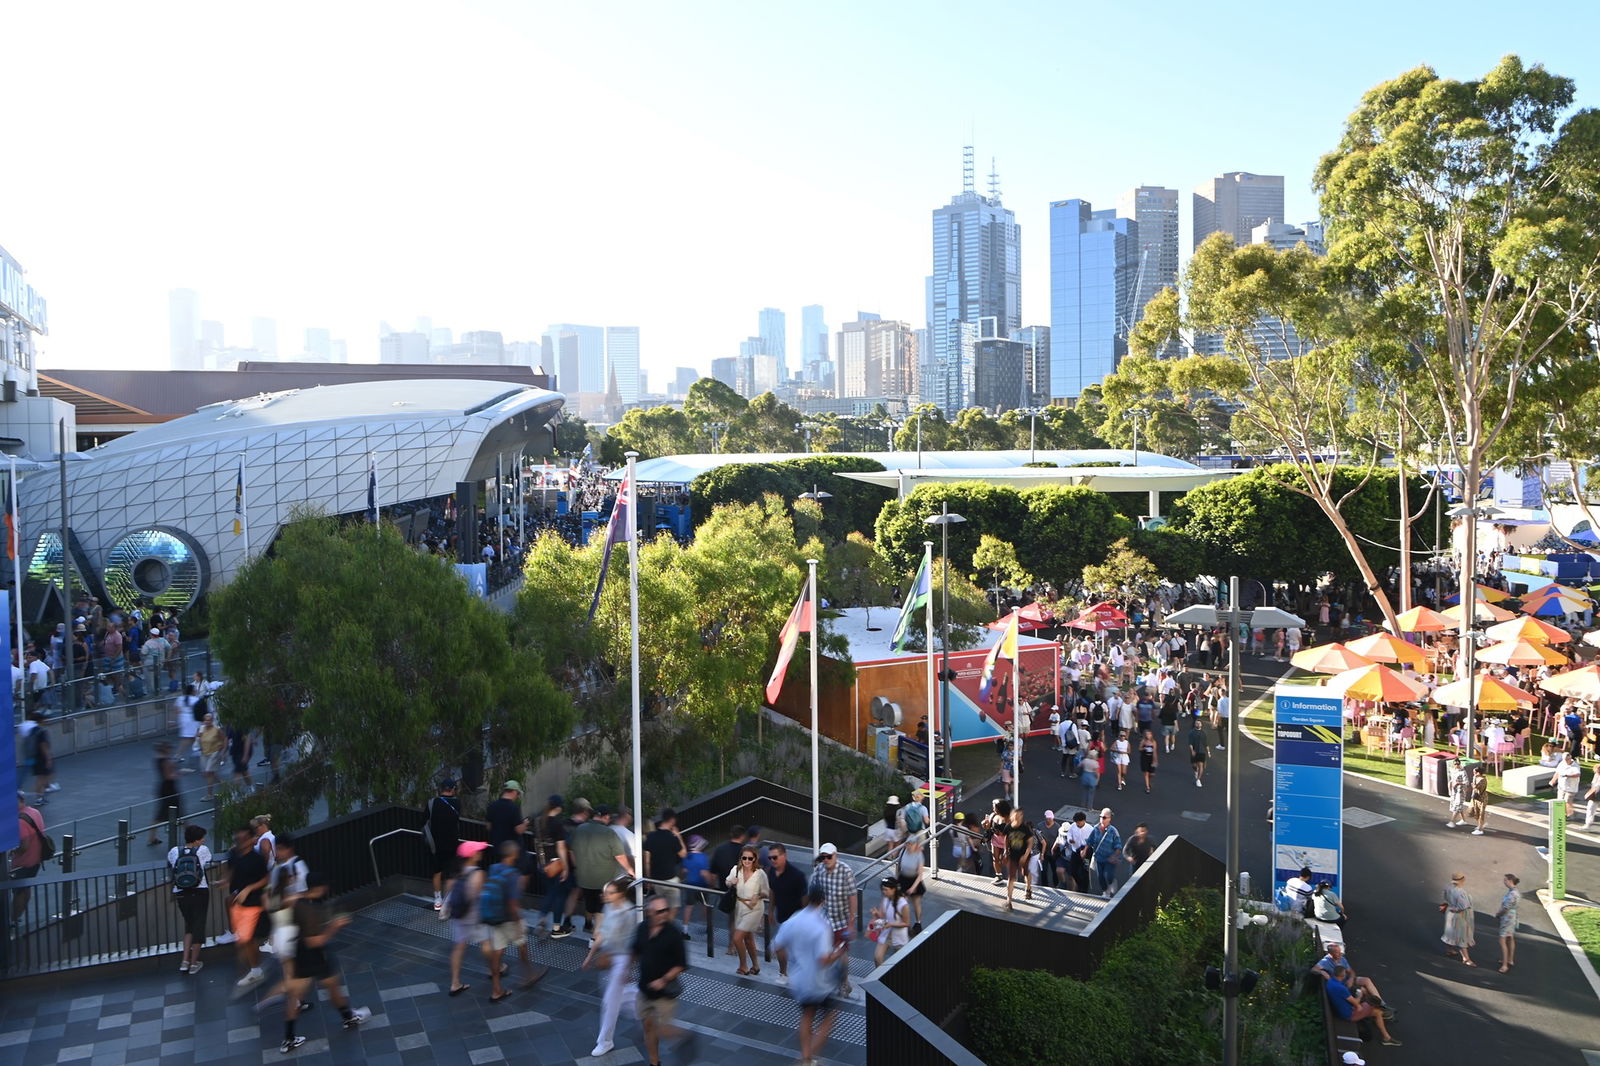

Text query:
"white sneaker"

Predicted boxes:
[[188, 961, 203, 975], [777, 973, 788, 986], [179, 961, 190, 974], [260, 942, 275, 955], [1445, 821, 1458, 828], [591, 1042, 615, 1057], [236, 967, 266, 989], [45, 782, 60, 793], [343, 1007, 372, 1029], [433, 894, 443, 912], [1471, 829, 1484, 835], [215, 931, 237, 944]]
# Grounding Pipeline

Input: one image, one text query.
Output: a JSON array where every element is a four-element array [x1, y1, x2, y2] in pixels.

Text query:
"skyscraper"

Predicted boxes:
[[251, 316, 278, 357], [304, 327, 333, 360], [1193, 172, 1285, 249], [710, 357, 739, 391], [800, 304, 828, 383], [380, 331, 430, 363], [1011, 325, 1051, 406], [926, 148, 1021, 415], [672, 367, 699, 397], [974, 337, 1029, 413], [605, 326, 641, 404], [1116, 186, 1180, 356], [758, 308, 787, 382], [1246, 220, 1326, 361], [543, 324, 606, 392], [836, 317, 917, 400], [168, 288, 200, 370], [1049, 199, 1140, 398]]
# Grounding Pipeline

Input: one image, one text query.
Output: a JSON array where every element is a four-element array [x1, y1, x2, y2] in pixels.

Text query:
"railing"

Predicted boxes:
[[675, 776, 872, 852], [18, 645, 217, 724]]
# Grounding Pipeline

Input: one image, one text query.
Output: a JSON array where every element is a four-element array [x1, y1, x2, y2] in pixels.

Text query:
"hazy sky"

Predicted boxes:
[[6, 1, 1598, 385]]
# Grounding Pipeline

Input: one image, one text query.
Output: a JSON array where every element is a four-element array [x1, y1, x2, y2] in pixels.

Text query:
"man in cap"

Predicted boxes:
[[486, 781, 528, 850], [1034, 809, 1058, 887], [427, 779, 461, 912], [813, 843, 857, 995]]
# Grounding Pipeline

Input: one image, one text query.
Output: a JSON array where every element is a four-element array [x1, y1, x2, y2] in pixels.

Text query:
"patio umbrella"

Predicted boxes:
[[1441, 601, 1516, 625], [1345, 632, 1429, 667], [1326, 663, 1429, 703], [1444, 583, 1511, 604], [1521, 589, 1590, 617], [988, 602, 1055, 632], [1430, 673, 1539, 711], [1533, 582, 1594, 604], [1582, 630, 1600, 650], [1395, 605, 1451, 633], [1064, 600, 1128, 632], [1542, 665, 1600, 701], [1290, 642, 1376, 674], [1475, 638, 1568, 667], [1483, 615, 1572, 644]]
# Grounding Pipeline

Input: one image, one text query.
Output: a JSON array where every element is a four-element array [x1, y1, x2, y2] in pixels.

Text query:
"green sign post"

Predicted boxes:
[[1549, 799, 1567, 900]]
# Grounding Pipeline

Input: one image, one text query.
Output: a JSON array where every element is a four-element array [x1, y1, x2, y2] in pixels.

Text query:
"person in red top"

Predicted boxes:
[[10, 790, 47, 923]]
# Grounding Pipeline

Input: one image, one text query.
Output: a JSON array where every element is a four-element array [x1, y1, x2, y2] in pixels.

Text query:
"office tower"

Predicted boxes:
[[1253, 219, 1325, 254], [927, 148, 1020, 415], [542, 330, 578, 390], [304, 327, 333, 360], [672, 367, 699, 397], [800, 304, 828, 383], [835, 317, 917, 400], [168, 288, 200, 370], [414, 315, 433, 338], [200, 320, 224, 350], [1116, 186, 1180, 356], [1246, 221, 1326, 360], [913, 327, 931, 404], [506, 340, 541, 367], [380, 331, 430, 363], [430, 327, 453, 354], [251, 316, 278, 357], [758, 308, 787, 381], [1011, 325, 1051, 406], [974, 337, 1029, 412], [1049, 199, 1140, 398], [1193, 172, 1285, 249], [835, 321, 868, 399], [330, 339, 348, 363], [542, 324, 605, 392], [710, 357, 739, 390], [460, 330, 505, 363], [605, 326, 641, 404]]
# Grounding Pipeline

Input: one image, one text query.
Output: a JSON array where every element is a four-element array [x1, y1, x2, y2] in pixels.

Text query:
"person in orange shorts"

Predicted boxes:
[[226, 826, 270, 990]]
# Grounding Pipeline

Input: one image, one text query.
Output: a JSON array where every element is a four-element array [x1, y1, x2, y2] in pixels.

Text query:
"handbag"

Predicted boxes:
[[21, 811, 56, 862], [718, 886, 737, 914]]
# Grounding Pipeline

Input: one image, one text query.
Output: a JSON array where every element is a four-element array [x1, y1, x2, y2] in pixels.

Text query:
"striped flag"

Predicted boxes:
[[765, 581, 814, 705], [366, 453, 378, 524], [979, 609, 1019, 703], [587, 466, 632, 620], [890, 554, 931, 652], [232, 456, 245, 536], [4, 459, 17, 561]]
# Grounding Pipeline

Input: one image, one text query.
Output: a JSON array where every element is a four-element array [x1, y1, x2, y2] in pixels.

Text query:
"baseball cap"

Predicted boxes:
[[547, 794, 565, 809], [457, 840, 490, 858], [438, 778, 457, 791], [1342, 1054, 1365, 1066], [502, 780, 523, 794], [573, 798, 593, 813], [819, 842, 838, 856], [594, 803, 613, 817]]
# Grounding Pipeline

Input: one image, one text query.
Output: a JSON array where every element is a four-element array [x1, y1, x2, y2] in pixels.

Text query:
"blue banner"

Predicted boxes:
[[0, 592, 15, 852], [1273, 685, 1343, 898], [454, 563, 488, 598]]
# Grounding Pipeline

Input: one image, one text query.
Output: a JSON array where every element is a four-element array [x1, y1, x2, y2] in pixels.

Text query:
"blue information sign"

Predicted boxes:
[[0, 592, 15, 852], [1273, 685, 1343, 897]]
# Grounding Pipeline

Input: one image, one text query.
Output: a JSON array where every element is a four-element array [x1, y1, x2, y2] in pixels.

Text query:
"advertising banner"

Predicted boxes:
[[1550, 799, 1567, 900], [454, 563, 488, 598], [1273, 685, 1343, 896]]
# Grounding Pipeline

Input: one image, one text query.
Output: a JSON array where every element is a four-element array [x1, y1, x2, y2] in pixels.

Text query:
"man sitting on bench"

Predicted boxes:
[[1324, 964, 1401, 1047], [1312, 942, 1394, 1017]]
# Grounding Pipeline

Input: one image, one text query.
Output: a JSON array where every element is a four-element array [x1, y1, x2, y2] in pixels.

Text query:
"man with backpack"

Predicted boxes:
[[425, 780, 461, 913], [169, 824, 212, 974], [897, 793, 928, 843], [477, 840, 527, 1003]]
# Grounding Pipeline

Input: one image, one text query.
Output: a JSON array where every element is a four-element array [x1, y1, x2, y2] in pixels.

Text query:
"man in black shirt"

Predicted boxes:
[[765, 842, 809, 984], [427, 779, 461, 912], [643, 807, 687, 912], [227, 826, 270, 989], [709, 825, 745, 891], [485, 781, 528, 849], [633, 897, 693, 1065]]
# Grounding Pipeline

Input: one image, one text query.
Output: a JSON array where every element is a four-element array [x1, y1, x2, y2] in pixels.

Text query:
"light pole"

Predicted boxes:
[[915, 411, 923, 469], [924, 503, 967, 797], [704, 421, 727, 453], [798, 484, 833, 506], [1448, 501, 1504, 762], [1020, 406, 1044, 464], [797, 421, 821, 451], [1216, 575, 1252, 1066], [1127, 407, 1150, 466]]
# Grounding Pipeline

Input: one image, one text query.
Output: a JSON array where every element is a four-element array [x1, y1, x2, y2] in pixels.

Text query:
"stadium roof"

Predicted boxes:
[[612, 448, 1202, 487]]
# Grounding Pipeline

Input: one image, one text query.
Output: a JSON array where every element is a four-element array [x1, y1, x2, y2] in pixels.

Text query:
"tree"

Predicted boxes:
[[683, 377, 748, 433], [553, 416, 591, 456], [727, 392, 808, 452], [1017, 487, 1135, 590], [971, 534, 1034, 613], [828, 532, 897, 629], [950, 407, 1012, 450], [605, 405, 698, 459], [892, 404, 953, 452], [688, 455, 890, 540], [212, 516, 574, 814], [1082, 538, 1162, 614]]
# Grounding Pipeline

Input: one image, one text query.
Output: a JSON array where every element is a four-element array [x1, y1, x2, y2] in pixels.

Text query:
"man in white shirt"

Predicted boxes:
[[169, 824, 213, 974], [1214, 690, 1232, 751], [1063, 811, 1095, 893], [1158, 670, 1179, 700], [25, 649, 50, 712]]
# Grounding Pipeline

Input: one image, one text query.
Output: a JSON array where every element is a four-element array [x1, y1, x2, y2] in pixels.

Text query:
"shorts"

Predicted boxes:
[[450, 918, 485, 945], [295, 946, 334, 981], [1161, 724, 1177, 738], [581, 887, 604, 915], [1349, 1000, 1377, 1022], [652, 877, 682, 910], [898, 875, 925, 897], [1190, 752, 1207, 765], [199, 750, 224, 775], [270, 921, 299, 959], [10, 864, 40, 881], [175, 889, 210, 939], [486, 922, 522, 953], [429, 847, 454, 876], [636, 995, 678, 1025], [230, 903, 263, 941]]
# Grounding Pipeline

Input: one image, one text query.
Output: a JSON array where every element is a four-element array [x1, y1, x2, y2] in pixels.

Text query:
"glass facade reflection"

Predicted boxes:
[[1049, 200, 1138, 399]]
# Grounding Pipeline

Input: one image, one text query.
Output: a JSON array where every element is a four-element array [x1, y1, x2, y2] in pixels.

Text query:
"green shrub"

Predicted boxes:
[[968, 968, 1135, 1066]]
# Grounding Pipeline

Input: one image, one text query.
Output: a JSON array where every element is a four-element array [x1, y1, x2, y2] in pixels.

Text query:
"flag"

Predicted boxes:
[[367, 454, 378, 524], [587, 466, 632, 620], [4, 459, 16, 561], [979, 610, 1019, 703], [890, 554, 931, 652], [765, 581, 814, 705], [570, 442, 593, 479], [232, 457, 244, 536]]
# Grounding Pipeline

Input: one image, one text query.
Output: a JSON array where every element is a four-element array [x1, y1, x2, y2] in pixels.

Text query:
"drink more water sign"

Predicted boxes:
[[1273, 685, 1343, 896]]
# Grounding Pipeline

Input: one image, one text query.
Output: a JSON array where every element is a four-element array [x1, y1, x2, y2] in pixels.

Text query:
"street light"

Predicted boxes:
[[798, 484, 833, 504], [1214, 576, 1250, 1066], [797, 421, 821, 450], [1019, 406, 1045, 464], [1447, 500, 1505, 762], [924, 504, 967, 793], [1126, 408, 1150, 466], [703, 422, 727, 453]]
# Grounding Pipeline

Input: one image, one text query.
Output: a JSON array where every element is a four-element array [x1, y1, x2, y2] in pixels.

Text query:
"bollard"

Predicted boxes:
[[61, 834, 75, 874], [116, 819, 131, 897]]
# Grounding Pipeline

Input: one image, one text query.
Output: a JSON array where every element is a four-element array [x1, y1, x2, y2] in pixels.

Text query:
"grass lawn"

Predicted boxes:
[[1564, 906, 1600, 973]]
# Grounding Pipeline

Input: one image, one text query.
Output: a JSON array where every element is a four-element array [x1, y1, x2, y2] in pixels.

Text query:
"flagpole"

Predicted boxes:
[[239, 455, 251, 559], [923, 540, 938, 879], [8, 457, 22, 668], [808, 556, 820, 856], [1011, 608, 1022, 810], [626, 452, 644, 896]]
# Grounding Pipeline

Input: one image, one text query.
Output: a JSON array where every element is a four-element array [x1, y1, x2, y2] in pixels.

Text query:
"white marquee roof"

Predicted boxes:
[[612, 448, 1201, 486]]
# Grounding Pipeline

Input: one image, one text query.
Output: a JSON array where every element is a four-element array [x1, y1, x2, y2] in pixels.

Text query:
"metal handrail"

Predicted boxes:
[[679, 793, 819, 837], [369, 827, 423, 887]]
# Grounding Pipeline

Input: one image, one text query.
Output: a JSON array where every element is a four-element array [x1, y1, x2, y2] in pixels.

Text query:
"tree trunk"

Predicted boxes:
[[1397, 452, 1413, 616], [1319, 501, 1400, 634]]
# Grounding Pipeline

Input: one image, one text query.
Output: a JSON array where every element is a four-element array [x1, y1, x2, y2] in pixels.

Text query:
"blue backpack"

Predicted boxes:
[[478, 864, 519, 926]]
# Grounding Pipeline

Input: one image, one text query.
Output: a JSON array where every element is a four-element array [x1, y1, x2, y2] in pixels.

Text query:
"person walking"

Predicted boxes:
[[1495, 873, 1520, 973], [774, 885, 847, 1066], [1468, 767, 1489, 835], [485, 781, 528, 850], [642, 807, 687, 924], [24, 712, 54, 807], [1188, 719, 1208, 788], [1122, 823, 1156, 874], [9, 791, 47, 928], [197, 713, 227, 801], [147, 742, 181, 846], [632, 895, 694, 1066], [1110, 729, 1131, 791], [1079, 745, 1102, 810], [1440, 871, 1477, 966], [869, 876, 910, 966], [894, 833, 928, 931], [443, 841, 489, 996], [1085, 808, 1123, 899], [169, 824, 212, 974], [174, 683, 202, 769], [1063, 811, 1092, 893], [1551, 752, 1583, 818], [727, 845, 770, 976], [1033, 811, 1057, 889], [425, 780, 462, 913], [280, 871, 372, 1053], [1213, 685, 1231, 751], [766, 843, 809, 983], [570, 805, 633, 932], [813, 843, 857, 995], [227, 826, 270, 990], [1138, 729, 1159, 793], [1003, 807, 1034, 911], [478, 841, 525, 1003], [533, 795, 572, 938], [1445, 761, 1470, 828], [582, 877, 638, 1058]]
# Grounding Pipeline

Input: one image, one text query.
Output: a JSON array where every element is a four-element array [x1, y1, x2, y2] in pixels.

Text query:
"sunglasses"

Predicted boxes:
[[741, 856, 756, 862]]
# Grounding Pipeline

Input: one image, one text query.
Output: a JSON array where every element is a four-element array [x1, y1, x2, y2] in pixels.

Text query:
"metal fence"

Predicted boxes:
[[14, 646, 218, 745], [675, 776, 872, 852]]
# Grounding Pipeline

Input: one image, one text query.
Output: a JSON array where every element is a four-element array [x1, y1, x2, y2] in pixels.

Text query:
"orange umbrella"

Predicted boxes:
[[1527, 582, 1594, 605], [1520, 589, 1590, 616], [1431, 673, 1539, 711], [1441, 601, 1516, 625], [1483, 615, 1571, 644], [1327, 663, 1429, 703], [1395, 606, 1451, 633], [1290, 642, 1376, 675], [1476, 638, 1568, 667], [1542, 665, 1600, 701], [1346, 632, 1429, 667]]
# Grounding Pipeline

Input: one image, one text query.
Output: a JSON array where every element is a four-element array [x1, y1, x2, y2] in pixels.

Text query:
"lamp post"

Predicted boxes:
[[798, 421, 820, 451], [1020, 406, 1044, 464], [924, 503, 967, 805], [1448, 501, 1504, 762], [1216, 576, 1251, 1066], [1127, 408, 1150, 466], [798, 485, 832, 506], [704, 422, 727, 453]]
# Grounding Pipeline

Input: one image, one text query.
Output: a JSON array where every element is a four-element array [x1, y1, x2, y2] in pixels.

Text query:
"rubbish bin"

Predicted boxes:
[[873, 727, 898, 765], [1422, 751, 1457, 796], [1405, 748, 1424, 790]]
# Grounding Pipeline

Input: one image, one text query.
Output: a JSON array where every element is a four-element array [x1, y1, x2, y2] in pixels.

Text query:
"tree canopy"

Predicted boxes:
[[688, 455, 889, 540]]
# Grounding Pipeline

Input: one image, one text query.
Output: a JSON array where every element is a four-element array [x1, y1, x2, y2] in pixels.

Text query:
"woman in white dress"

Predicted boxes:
[[1111, 729, 1131, 791]]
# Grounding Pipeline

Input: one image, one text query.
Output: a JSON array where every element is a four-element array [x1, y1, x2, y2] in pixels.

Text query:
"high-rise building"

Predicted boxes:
[[1049, 199, 1140, 398], [710, 357, 739, 391], [380, 331, 431, 363], [168, 288, 200, 370], [541, 330, 578, 391], [801, 304, 828, 383], [200, 319, 224, 352], [1246, 220, 1326, 361], [605, 326, 640, 404], [460, 330, 505, 363], [543, 324, 605, 392], [926, 148, 1020, 415], [1116, 186, 1180, 356], [836, 317, 917, 401], [1253, 219, 1325, 254], [329, 339, 348, 364], [672, 367, 699, 397], [1193, 172, 1285, 249], [303, 328, 333, 360], [506, 340, 541, 367], [1011, 325, 1051, 406], [251, 316, 278, 357], [758, 308, 787, 381], [974, 337, 1029, 413]]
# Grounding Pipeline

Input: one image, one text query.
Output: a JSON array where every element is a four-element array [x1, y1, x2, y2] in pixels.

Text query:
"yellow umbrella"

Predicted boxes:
[[1395, 605, 1451, 633], [1471, 583, 1511, 603], [1345, 632, 1429, 667], [1483, 615, 1571, 644], [1476, 638, 1568, 667], [1327, 663, 1430, 703], [1528, 582, 1594, 604], [1431, 673, 1539, 711], [1441, 601, 1516, 624], [1290, 642, 1377, 674], [1542, 665, 1600, 701]]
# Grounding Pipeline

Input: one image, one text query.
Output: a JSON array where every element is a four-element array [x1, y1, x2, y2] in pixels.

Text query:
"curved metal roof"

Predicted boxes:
[[612, 448, 1199, 485]]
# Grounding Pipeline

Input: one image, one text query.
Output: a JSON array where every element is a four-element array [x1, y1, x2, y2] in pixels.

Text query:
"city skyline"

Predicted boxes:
[[7, 3, 1594, 391]]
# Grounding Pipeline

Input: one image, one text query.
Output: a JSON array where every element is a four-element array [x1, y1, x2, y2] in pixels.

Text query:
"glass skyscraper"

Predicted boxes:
[[758, 308, 787, 381], [800, 304, 828, 384], [1049, 199, 1139, 399], [604, 326, 640, 403]]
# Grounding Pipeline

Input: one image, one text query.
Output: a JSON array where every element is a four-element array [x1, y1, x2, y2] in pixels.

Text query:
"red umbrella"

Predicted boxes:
[[987, 601, 1056, 632], [1065, 600, 1128, 632]]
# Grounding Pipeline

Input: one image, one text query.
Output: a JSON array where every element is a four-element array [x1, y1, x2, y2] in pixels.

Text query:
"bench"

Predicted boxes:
[[1502, 763, 1558, 797]]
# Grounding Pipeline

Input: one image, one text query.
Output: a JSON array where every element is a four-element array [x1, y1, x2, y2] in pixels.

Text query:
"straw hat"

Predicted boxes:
[[1450, 871, 1466, 883]]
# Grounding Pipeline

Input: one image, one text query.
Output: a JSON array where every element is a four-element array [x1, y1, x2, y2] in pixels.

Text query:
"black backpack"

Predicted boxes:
[[171, 846, 203, 891], [193, 695, 210, 722]]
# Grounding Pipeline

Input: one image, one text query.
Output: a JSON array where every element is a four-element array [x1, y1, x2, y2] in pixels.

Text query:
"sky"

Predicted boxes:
[[6, 0, 1600, 387]]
